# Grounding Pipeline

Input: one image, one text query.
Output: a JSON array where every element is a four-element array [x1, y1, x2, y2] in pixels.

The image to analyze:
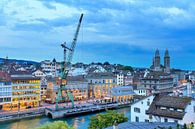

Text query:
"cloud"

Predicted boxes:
[[0, 0, 195, 69]]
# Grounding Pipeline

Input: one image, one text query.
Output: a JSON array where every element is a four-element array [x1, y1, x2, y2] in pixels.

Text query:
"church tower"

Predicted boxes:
[[164, 49, 170, 73], [154, 49, 161, 71]]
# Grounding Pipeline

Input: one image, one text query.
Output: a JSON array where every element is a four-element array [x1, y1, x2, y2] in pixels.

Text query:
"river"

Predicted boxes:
[[0, 107, 131, 129]]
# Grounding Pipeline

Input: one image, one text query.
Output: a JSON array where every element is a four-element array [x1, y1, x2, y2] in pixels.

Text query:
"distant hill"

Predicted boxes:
[[0, 58, 40, 65]]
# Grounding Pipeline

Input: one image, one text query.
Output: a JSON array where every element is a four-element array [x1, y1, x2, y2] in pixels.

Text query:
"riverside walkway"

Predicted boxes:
[[45, 101, 132, 119]]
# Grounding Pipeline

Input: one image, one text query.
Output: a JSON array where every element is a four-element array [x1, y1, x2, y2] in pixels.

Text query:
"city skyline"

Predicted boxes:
[[0, 0, 195, 70]]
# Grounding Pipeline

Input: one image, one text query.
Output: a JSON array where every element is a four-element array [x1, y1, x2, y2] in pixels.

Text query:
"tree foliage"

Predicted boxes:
[[88, 110, 128, 129], [35, 121, 75, 129]]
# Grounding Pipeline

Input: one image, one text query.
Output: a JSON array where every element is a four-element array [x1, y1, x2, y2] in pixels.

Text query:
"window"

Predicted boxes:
[[147, 101, 150, 106], [164, 118, 168, 122], [135, 116, 139, 122], [194, 106, 195, 113], [145, 119, 149, 122], [134, 107, 140, 113], [174, 120, 178, 123]]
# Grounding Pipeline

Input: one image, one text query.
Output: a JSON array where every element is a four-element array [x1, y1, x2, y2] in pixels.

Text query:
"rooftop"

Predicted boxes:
[[146, 94, 192, 120], [105, 122, 177, 129]]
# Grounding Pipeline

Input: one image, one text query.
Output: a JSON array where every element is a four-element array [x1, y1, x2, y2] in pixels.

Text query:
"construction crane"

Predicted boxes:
[[56, 13, 84, 110]]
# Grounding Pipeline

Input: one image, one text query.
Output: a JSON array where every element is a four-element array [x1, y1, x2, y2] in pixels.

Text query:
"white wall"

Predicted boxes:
[[134, 89, 147, 96], [131, 95, 154, 122]]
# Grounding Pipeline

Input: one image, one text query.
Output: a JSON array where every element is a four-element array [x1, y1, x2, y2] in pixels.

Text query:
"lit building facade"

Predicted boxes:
[[87, 72, 117, 99], [111, 86, 135, 102], [11, 76, 41, 110], [66, 76, 88, 100]]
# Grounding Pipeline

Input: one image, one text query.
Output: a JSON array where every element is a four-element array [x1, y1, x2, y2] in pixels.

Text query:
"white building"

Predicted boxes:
[[32, 69, 46, 77], [131, 94, 195, 125], [131, 95, 154, 122], [41, 59, 59, 77], [134, 89, 147, 96], [117, 74, 124, 86]]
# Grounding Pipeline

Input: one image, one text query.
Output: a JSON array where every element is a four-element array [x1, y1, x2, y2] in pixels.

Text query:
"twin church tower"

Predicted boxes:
[[151, 49, 170, 73]]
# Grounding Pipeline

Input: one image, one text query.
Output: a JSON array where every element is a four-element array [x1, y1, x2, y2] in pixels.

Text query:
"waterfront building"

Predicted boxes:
[[0, 71, 12, 110], [87, 72, 117, 99], [66, 76, 88, 100], [110, 86, 135, 102], [131, 94, 195, 125], [11, 75, 41, 110]]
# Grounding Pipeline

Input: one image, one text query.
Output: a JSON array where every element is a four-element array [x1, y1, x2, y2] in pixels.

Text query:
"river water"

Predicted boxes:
[[0, 107, 131, 129]]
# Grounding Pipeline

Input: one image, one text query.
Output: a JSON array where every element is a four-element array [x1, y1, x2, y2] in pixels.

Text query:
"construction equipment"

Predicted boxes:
[[55, 13, 84, 110]]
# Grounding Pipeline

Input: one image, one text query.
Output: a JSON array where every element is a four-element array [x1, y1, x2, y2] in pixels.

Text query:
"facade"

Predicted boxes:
[[110, 86, 135, 102], [0, 71, 12, 110], [131, 95, 154, 122], [0, 81, 12, 110], [11, 76, 41, 110], [66, 76, 88, 100], [87, 72, 117, 99], [116, 73, 124, 86], [134, 89, 147, 96], [131, 94, 195, 125], [41, 59, 60, 77], [32, 69, 46, 77], [141, 72, 173, 94]]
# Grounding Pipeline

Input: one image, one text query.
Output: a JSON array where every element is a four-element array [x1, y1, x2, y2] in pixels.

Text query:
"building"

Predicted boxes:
[[66, 76, 88, 100], [141, 71, 173, 94], [110, 86, 135, 102], [164, 49, 170, 73], [32, 69, 46, 77], [131, 94, 195, 125], [116, 73, 124, 86], [105, 122, 177, 129], [41, 59, 60, 77], [131, 95, 154, 122], [87, 72, 117, 99], [151, 49, 171, 73], [11, 76, 41, 110], [0, 71, 12, 111]]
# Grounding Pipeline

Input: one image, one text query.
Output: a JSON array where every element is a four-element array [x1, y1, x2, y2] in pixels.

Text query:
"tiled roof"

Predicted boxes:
[[105, 122, 177, 129], [155, 96, 191, 109], [146, 94, 192, 120]]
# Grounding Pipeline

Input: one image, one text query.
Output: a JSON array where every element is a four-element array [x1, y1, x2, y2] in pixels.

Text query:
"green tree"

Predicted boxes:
[[35, 121, 75, 129], [88, 110, 128, 129]]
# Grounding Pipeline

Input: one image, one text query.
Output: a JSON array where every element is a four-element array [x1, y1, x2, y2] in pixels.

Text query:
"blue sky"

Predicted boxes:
[[0, 0, 195, 70]]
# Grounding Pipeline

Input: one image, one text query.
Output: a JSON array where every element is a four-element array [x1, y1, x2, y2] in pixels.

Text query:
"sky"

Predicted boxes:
[[0, 0, 195, 70]]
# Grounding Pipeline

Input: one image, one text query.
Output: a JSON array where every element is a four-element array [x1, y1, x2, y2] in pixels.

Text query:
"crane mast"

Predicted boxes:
[[56, 13, 84, 110]]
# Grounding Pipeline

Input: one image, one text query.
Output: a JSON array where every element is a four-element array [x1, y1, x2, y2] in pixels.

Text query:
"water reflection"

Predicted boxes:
[[0, 107, 131, 129]]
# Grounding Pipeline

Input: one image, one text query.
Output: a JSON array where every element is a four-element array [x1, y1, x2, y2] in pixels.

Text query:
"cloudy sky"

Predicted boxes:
[[0, 0, 195, 69]]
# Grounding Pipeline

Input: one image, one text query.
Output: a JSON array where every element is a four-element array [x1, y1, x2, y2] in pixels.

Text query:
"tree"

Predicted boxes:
[[35, 121, 75, 129], [88, 110, 128, 129], [103, 61, 110, 65]]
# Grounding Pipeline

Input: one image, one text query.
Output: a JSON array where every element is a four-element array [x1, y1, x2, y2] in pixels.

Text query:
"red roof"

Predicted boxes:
[[0, 71, 11, 81]]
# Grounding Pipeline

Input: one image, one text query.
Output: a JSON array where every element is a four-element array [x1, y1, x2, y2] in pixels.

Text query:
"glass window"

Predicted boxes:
[[135, 116, 139, 122], [134, 107, 141, 113]]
